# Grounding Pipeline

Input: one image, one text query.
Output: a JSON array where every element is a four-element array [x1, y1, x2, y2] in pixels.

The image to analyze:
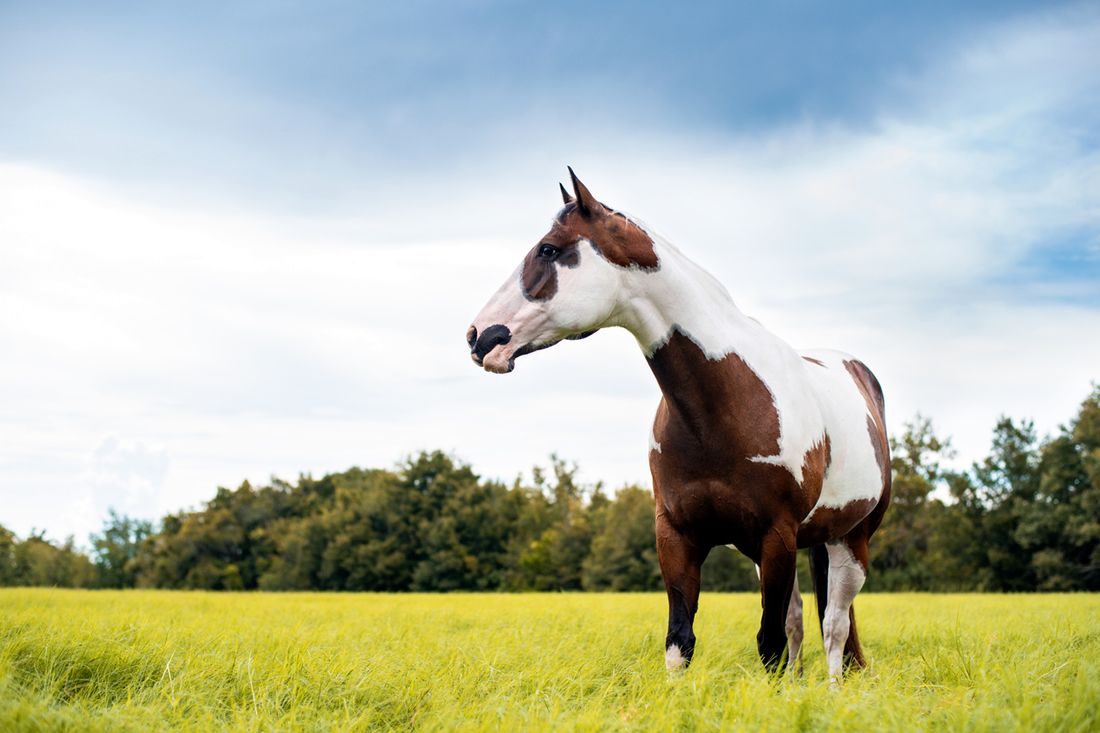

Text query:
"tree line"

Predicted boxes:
[[2, 386, 1097, 592]]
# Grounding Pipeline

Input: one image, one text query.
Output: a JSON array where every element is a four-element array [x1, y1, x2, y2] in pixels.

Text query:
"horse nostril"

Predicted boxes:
[[467, 325, 478, 350], [472, 324, 512, 360]]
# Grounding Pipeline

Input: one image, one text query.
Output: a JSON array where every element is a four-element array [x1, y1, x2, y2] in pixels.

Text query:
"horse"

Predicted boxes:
[[466, 168, 891, 678]]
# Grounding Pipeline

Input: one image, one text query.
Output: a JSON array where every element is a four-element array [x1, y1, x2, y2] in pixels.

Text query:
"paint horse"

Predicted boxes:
[[466, 169, 890, 678]]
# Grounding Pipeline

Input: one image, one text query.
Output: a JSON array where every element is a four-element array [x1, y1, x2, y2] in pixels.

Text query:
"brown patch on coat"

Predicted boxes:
[[844, 359, 885, 421], [802, 434, 831, 490], [555, 202, 658, 267], [843, 359, 890, 486], [796, 497, 878, 547], [520, 240, 580, 301], [561, 201, 659, 269], [648, 329, 780, 461], [519, 178, 658, 301], [866, 415, 889, 486], [802, 356, 826, 367]]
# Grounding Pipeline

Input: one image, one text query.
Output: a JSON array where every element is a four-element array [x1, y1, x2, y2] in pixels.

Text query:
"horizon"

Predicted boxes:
[[2, 1, 1099, 544]]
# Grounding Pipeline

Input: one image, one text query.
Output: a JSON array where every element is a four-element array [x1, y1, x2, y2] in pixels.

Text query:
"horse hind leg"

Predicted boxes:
[[822, 535, 868, 681], [785, 571, 804, 674]]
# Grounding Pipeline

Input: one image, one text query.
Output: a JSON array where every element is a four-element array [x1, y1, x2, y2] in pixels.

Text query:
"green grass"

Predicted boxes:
[[0, 590, 1096, 731]]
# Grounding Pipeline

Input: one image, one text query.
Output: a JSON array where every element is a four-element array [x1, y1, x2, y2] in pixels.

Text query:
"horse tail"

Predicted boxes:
[[845, 606, 866, 669]]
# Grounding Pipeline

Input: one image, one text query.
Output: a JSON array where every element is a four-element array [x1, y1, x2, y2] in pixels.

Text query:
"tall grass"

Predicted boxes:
[[0, 590, 1096, 731]]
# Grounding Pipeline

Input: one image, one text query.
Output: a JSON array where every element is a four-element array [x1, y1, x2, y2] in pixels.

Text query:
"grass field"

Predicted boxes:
[[0, 590, 1097, 731]]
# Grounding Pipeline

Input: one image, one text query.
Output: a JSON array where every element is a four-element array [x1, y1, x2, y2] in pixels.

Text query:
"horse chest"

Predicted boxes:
[[649, 402, 821, 541]]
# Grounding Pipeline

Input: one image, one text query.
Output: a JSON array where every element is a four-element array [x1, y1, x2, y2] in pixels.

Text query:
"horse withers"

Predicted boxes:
[[466, 169, 890, 679]]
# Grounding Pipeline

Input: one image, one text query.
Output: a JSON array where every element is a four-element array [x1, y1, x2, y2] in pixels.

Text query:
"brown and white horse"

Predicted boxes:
[[467, 169, 890, 678]]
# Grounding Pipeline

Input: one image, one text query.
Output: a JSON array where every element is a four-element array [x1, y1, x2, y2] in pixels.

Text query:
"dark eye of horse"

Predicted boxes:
[[538, 243, 561, 260]]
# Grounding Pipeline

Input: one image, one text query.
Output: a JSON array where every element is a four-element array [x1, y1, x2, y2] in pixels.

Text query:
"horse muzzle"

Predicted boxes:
[[467, 324, 515, 373]]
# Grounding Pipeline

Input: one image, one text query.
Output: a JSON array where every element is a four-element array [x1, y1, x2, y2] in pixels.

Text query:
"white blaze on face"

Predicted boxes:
[[469, 260, 531, 373], [469, 240, 623, 373], [548, 241, 624, 329]]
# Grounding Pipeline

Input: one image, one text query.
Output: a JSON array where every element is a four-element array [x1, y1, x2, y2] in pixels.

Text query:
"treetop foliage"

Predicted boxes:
[[3, 386, 1098, 593]]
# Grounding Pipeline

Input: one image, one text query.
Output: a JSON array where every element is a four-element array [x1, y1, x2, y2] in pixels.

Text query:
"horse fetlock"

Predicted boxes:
[[665, 643, 690, 671], [665, 629, 695, 668]]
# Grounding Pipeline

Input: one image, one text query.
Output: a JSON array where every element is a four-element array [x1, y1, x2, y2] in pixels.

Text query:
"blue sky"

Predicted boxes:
[[1, 1, 1098, 542], [1, 1, 1070, 200]]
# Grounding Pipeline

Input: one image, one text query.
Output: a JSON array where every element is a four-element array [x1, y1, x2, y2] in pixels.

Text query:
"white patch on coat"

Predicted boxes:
[[649, 428, 662, 454], [823, 542, 866, 680], [798, 349, 885, 524], [665, 644, 687, 671]]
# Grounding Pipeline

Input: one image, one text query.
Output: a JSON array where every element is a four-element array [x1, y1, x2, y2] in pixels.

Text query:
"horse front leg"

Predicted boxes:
[[757, 524, 798, 672], [656, 514, 707, 670]]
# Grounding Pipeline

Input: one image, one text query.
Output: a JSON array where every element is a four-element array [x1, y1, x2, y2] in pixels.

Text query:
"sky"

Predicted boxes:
[[1, 1, 1098, 544]]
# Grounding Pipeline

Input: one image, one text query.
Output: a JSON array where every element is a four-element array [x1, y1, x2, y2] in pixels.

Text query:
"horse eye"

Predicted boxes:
[[538, 243, 561, 260]]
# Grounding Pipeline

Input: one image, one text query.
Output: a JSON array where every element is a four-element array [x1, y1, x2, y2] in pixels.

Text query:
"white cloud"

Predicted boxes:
[[1, 6, 1098, 542]]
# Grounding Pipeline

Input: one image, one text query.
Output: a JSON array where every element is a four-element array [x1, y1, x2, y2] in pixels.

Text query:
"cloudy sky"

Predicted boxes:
[[2, 1, 1098, 543]]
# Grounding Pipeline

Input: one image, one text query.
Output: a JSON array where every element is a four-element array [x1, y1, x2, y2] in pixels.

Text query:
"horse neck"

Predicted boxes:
[[615, 235, 796, 438]]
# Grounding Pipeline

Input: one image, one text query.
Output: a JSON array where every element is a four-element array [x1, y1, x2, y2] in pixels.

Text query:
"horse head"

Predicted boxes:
[[466, 168, 660, 373]]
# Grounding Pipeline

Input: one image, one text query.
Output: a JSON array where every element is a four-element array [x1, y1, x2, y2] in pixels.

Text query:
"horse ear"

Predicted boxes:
[[559, 182, 575, 205], [568, 166, 601, 218]]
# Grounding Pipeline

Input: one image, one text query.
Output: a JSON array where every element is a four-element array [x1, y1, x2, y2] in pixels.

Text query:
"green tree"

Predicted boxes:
[[1016, 386, 1100, 589], [582, 486, 661, 591], [90, 510, 153, 588], [507, 457, 599, 590], [0, 526, 16, 586], [962, 418, 1042, 590], [7, 532, 97, 587], [132, 479, 298, 589], [702, 546, 762, 592], [868, 415, 955, 590], [412, 478, 523, 591]]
